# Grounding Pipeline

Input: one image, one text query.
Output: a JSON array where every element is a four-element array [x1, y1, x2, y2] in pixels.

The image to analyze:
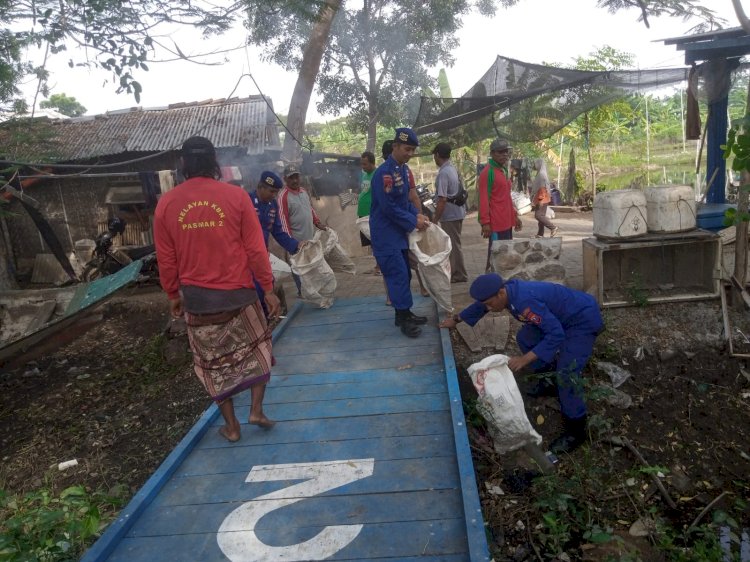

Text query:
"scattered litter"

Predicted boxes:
[[736, 328, 750, 344], [515, 520, 525, 531], [484, 482, 505, 496], [596, 361, 632, 388], [629, 517, 658, 537], [603, 386, 633, 409], [58, 459, 78, 471], [659, 349, 678, 362], [634, 347, 645, 361]]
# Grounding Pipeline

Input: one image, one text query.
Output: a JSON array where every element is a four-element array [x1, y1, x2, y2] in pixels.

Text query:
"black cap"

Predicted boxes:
[[181, 135, 215, 157]]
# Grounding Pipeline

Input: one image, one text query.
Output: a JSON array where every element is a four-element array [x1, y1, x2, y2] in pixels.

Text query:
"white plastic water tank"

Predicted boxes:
[[643, 185, 696, 233], [593, 189, 648, 240]]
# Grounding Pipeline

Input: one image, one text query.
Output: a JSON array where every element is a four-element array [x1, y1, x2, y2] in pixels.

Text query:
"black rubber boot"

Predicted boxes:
[[549, 415, 587, 455], [406, 310, 428, 325], [526, 378, 558, 398], [395, 310, 422, 338], [394, 309, 427, 326]]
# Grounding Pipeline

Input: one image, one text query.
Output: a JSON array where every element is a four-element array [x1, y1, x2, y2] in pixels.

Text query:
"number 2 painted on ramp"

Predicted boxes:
[[217, 458, 375, 561]]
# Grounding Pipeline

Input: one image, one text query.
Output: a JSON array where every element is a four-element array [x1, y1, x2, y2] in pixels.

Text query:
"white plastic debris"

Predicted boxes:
[[596, 361, 632, 388], [58, 459, 78, 471]]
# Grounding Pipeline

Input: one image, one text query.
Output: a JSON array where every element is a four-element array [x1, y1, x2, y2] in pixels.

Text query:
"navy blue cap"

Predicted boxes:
[[260, 171, 283, 189], [470, 273, 505, 301], [393, 127, 419, 147]]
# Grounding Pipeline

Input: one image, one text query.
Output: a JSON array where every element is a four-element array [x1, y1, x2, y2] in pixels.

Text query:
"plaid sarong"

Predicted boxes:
[[185, 301, 272, 403]]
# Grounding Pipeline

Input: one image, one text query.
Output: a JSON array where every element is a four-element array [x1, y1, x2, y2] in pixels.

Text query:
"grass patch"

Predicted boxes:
[[0, 484, 126, 561]]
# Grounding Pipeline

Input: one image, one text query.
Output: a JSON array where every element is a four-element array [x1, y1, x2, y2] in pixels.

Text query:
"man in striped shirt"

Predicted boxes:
[[277, 164, 326, 295]]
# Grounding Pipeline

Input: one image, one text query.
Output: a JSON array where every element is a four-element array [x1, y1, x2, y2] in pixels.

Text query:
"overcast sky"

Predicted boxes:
[[22, 0, 745, 122]]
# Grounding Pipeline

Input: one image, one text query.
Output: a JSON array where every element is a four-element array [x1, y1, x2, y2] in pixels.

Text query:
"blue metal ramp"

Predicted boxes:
[[82, 295, 489, 561]]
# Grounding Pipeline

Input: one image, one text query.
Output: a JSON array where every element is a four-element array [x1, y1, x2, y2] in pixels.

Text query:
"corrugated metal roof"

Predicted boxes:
[[1, 97, 281, 162]]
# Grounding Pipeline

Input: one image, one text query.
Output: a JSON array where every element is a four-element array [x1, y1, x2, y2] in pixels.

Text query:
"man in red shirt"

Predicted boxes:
[[154, 136, 280, 443], [478, 139, 523, 272]]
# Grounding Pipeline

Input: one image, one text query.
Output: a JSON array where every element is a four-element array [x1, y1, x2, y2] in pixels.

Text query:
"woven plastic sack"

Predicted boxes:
[[319, 228, 356, 275], [512, 191, 532, 215], [289, 237, 336, 309], [269, 253, 291, 278], [467, 354, 542, 454], [408, 224, 452, 312], [356, 216, 371, 240]]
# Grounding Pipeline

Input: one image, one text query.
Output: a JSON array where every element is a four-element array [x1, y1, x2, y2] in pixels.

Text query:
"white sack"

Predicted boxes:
[[356, 216, 371, 240], [408, 225, 453, 312], [511, 191, 533, 215], [467, 354, 542, 454], [289, 237, 337, 309], [546, 206, 556, 219], [269, 253, 291, 278], [319, 228, 356, 275]]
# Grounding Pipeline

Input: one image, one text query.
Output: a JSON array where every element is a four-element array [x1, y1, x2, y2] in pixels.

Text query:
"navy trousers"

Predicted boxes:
[[516, 324, 598, 420], [376, 249, 413, 310]]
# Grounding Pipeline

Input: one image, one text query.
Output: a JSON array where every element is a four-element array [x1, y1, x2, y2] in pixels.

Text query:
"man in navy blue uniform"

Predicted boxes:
[[249, 171, 303, 316], [440, 273, 604, 454], [370, 128, 431, 337], [249, 171, 300, 254]]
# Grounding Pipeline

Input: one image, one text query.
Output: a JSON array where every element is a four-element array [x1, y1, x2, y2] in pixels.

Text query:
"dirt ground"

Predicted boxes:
[[1, 285, 749, 560], [453, 298, 750, 561]]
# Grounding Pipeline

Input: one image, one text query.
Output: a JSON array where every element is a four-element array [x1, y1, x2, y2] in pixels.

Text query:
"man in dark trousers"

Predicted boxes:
[[440, 273, 604, 454], [370, 128, 431, 338]]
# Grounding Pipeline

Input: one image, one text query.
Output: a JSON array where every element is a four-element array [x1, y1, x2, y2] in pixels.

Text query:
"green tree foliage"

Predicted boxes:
[[247, 0, 501, 151], [39, 93, 87, 117], [594, 0, 725, 30], [0, 1, 237, 110]]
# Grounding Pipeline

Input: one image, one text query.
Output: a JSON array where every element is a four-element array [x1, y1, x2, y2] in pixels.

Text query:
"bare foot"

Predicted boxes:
[[386, 299, 392, 306], [248, 415, 276, 429], [218, 425, 241, 442], [420, 288, 429, 297]]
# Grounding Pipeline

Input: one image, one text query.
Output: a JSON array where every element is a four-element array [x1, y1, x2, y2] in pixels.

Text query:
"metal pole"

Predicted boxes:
[[680, 87, 686, 153], [645, 95, 651, 186], [18, 172, 143, 180]]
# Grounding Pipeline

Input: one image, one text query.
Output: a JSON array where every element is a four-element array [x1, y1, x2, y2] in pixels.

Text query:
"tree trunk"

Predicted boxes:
[[282, 0, 341, 165], [366, 101, 378, 153], [0, 215, 18, 290], [565, 147, 577, 204]]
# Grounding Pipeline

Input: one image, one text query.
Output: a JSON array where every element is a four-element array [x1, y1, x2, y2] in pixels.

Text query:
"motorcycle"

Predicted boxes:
[[415, 183, 436, 221], [81, 217, 158, 283]]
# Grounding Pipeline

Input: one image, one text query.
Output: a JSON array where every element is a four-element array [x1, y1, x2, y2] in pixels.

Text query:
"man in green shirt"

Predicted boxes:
[[357, 151, 377, 222], [357, 151, 381, 277]]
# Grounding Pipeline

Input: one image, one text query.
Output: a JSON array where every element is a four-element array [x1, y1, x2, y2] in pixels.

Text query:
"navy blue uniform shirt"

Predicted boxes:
[[369, 155, 419, 256], [249, 190, 299, 254], [459, 279, 603, 364]]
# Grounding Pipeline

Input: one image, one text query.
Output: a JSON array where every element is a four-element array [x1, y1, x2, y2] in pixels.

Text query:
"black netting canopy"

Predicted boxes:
[[413, 55, 689, 142]]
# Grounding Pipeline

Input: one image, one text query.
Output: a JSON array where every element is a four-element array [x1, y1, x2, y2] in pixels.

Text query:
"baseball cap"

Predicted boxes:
[[490, 139, 513, 153], [283, 164, 300, 177], [260, 171, 283, 189], [470, 273, 505, 301]]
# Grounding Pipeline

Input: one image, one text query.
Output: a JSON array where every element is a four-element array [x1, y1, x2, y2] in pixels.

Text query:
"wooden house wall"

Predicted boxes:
[[5, 149, 281, 278]]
